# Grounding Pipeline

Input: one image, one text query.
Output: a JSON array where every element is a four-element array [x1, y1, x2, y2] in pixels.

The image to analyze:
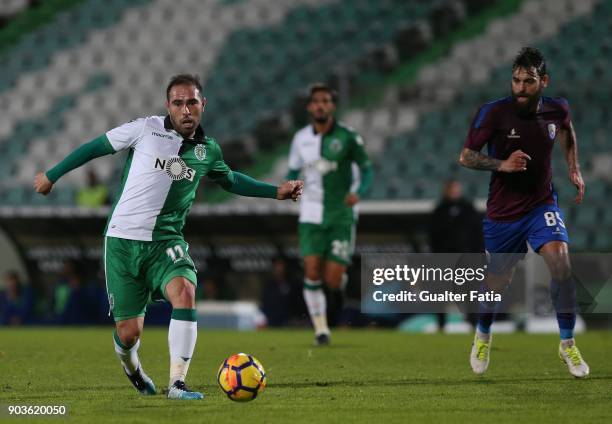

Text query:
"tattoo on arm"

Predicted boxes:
[[558, 122, 580, 171], [460, 148, 502, 171]]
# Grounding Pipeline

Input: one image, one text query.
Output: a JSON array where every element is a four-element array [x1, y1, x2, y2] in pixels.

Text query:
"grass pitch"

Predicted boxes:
[[1, 328, 611, 423]]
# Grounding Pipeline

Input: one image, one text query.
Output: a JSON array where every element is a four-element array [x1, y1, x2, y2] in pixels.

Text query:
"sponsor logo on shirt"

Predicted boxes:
[[152, 131, 174, 140], [507, 128, 520, 139], [548, 123, 556, 140], [154, 157, 195, 181], [306, 158, 338, 175]]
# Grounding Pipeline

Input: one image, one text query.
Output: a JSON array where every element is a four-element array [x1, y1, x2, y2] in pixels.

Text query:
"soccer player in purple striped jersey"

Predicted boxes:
[[459, 47, 589, 378]]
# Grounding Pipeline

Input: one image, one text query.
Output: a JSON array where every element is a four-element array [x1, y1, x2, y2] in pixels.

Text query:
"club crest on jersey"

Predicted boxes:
[[507, 128, 520, 139], [548, 123, 556, 140], [194, 144, 206, 161], [154, 157, 195, 181], [329, 138, 343, 153]]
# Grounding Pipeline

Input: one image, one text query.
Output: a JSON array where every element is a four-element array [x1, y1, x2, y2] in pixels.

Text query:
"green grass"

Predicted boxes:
[[0, 329, 611, 423]]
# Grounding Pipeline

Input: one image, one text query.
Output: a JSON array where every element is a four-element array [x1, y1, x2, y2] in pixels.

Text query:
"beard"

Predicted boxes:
[[512, 90, 541, 116], [171, 116, 197, 137], [311, 112, 331, 124]]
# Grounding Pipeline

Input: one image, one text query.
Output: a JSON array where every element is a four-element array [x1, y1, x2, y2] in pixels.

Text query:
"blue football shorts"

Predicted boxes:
[[483, 197, 569, 274]]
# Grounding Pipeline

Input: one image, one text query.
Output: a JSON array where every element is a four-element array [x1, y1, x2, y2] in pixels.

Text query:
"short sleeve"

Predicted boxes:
[[288, 134, 303, 171], [464, 105, 495, 152], [105, 118, 146, 152], [206, 139, 232, 180]]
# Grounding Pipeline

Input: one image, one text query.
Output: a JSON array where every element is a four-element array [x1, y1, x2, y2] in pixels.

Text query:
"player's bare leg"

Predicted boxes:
[[303, 255, 330, 345], [470, 268, 514, 375], [325, 261, 349, 341], [114, 317, 156, 395], [323, 260, 346, 290], [165, 277, 203, 399], [539, 241, 589, 378]]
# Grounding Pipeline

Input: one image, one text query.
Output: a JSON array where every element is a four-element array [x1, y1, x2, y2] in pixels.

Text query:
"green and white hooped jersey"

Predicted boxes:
[[104, 115, 230, 241], [288, 121, 370, 226]]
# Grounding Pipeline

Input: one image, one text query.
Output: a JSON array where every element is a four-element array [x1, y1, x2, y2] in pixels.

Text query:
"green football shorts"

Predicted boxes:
[[103, 236, 197, 322], [298, 222, 356, 265]]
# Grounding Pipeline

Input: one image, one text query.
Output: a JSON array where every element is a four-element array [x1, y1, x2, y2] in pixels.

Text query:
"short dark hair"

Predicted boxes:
[[166, 74, 203, 100], [513, 47, 547, 77], [308, 82, 338, 103]]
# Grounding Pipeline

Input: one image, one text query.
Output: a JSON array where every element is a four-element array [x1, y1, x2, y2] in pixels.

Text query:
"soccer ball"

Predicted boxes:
[[217, 353, 267, 402]]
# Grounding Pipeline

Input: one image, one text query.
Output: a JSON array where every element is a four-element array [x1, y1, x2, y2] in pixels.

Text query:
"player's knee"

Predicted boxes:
[[168, 279, 196, 307], [303, 256, 323, 282], [541, 242, 572, 280], [305, 269, 321, 281], [176, 281, 196, 303], [304, 262, 321, 281], [323, 271, 343, 290], [116, 322, 141, 346]]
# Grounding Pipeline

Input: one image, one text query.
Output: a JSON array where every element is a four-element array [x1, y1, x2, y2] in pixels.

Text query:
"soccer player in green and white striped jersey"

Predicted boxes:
[[34, 74, 303, 400], [286, 83, 373, 345]]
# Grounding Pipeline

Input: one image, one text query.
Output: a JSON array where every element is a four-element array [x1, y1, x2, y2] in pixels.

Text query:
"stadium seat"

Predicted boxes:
[[568, 228, 590, 251], [591, 232, 612, 252], [359, 0, 610, 252], [571, 205, 599, 228]]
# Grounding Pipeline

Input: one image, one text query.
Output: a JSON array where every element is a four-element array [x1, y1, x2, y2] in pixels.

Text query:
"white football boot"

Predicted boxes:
[[559, 342, 590, 378], [470, 332, 492, 375]]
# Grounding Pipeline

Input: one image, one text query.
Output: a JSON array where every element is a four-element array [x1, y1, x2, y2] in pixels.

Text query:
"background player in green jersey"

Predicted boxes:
[[33, 74, 303, 400], [286, 83, 373, 345]]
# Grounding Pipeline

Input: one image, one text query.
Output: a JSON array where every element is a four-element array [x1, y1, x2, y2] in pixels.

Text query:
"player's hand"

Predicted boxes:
[[277, 180, 303, 201], [345, 192, 359, 206], [499, 149, 531, 172], [569, 167, 585, 204], [33, 172, 53, 195]]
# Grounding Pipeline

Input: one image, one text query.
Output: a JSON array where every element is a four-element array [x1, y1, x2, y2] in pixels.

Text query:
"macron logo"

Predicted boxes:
[[152, 131, 174, 140], [507, 128, 520, 139]]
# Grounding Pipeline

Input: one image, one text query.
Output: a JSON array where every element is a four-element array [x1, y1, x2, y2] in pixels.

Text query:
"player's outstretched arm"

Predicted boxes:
[[558, 121, 584, 204], [33, 135, 115, 195], [277, 179, 303, 201], [215, 171, 303, 201], [459, 147, 530, 173], [33, 172, 53, 195]]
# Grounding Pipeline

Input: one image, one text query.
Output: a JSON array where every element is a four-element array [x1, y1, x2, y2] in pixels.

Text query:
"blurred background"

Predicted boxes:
[[0, 0, 610, 330]]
